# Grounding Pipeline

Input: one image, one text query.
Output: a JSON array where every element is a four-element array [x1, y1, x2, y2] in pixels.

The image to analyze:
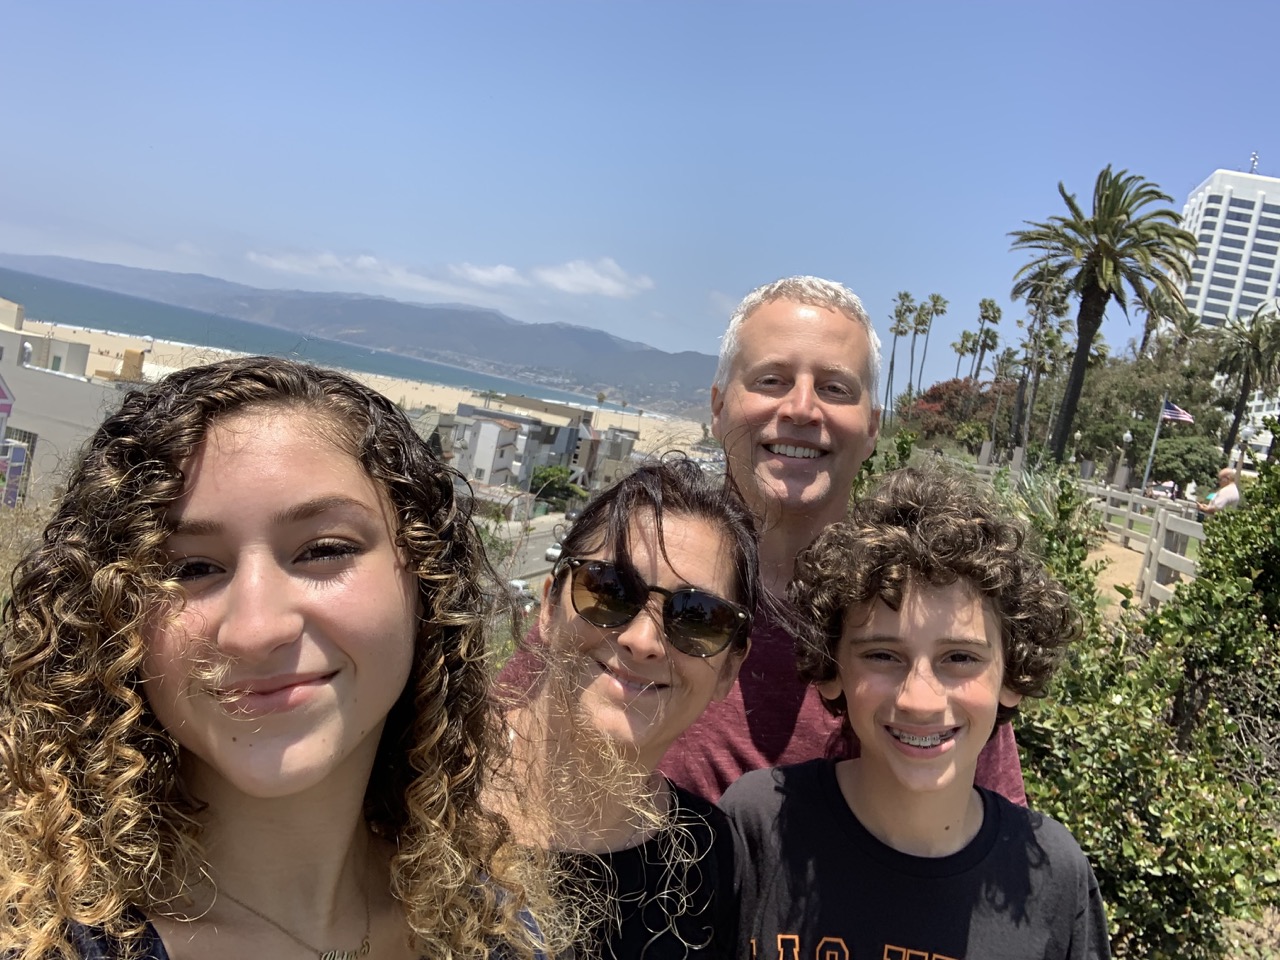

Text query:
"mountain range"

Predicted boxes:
[[0, 253, 717, 415]]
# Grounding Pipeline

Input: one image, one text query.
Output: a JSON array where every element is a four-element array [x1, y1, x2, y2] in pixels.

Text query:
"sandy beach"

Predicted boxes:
[[23, 319, 709, 454]]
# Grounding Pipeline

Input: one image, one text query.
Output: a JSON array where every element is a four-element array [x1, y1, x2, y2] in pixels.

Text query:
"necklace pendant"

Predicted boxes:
[[319, 937, 370, 960]]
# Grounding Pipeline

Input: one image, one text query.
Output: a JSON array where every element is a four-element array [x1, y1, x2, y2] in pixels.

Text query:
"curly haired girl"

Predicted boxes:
[[0, 356, 553, 960]]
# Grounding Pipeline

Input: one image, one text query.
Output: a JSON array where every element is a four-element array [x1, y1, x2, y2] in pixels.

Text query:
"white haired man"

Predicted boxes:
[[659, 276, 1027, 803]]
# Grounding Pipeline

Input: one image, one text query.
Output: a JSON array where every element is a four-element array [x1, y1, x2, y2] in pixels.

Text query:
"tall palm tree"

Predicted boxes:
[[969, 299, 1002, 381], [883, 291, 915, 421], [1214, 301, 1280, 456], [915, 293, 949, 396], [905, 300, 928, 407], [951, 330, 978, 379], [1011, 166, 1195, 461]]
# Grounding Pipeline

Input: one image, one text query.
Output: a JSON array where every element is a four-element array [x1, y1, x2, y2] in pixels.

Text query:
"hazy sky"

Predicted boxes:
[[3, 1, 1277, 388]]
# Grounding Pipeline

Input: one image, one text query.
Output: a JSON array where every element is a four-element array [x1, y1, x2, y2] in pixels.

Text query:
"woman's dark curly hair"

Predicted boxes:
[[0, 356, 547, 960], [790, 466, 1079, 728]]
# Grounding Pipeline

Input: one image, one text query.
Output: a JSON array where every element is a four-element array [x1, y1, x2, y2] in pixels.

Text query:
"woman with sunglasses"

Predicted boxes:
[[493, 457, 759, 960]]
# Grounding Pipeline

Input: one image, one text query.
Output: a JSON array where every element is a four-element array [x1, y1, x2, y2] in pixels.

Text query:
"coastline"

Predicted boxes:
[[22, 319, 708, 454]]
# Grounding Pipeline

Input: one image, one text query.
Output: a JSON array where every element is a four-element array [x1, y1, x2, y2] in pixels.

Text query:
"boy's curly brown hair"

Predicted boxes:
[[0, 356, 552, 960], [789, 466, 1079, 727]]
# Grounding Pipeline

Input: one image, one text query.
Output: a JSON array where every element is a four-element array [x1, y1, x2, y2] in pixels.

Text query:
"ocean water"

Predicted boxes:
[[0, 266, 610, 408]]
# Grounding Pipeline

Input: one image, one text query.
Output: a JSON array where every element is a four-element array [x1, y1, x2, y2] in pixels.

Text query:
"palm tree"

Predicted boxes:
[[905, 299, 927, 407], [951, 330, 978, 379], [1011, 165, 1195, 461], [883, 291, 915, 421], [1165, 310, 1206, 369], [969, 299, 1002, 381], [1136, 286, 1186, 358], [596, 391, 607, 407], [1214, 301, 1280, 456], [1011, 267, 1070, 450], [915, 293, 949, 396]]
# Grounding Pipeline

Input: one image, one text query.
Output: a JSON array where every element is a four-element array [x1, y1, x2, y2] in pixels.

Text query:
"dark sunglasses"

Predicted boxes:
[[553, 557, 750, 658]]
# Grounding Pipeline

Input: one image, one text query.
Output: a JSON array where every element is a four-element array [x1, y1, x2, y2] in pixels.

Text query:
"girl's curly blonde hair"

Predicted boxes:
[[0, 356, 550, 960]]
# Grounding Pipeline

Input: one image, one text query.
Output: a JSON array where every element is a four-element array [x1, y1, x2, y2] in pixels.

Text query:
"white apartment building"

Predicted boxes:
[[1180, 168, 1280, 455]]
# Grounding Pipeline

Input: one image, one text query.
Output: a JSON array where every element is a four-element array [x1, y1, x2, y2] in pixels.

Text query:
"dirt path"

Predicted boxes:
[[1090, 536, 1146, 609]]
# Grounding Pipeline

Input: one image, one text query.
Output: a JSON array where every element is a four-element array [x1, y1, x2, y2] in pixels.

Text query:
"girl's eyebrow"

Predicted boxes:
[[169, 496, 374, 537]]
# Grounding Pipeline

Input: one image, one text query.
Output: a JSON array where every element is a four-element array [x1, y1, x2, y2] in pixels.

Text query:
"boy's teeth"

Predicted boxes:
[[891, 728, 953, 748]]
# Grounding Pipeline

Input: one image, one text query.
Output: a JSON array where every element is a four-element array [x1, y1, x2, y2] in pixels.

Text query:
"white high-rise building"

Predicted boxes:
[[1180, 168, 1280, 457], [1181, 168, 1280, 326]]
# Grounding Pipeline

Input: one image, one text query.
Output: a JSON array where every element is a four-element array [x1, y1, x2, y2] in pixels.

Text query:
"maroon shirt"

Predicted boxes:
[[501, 619, 1026, 806]]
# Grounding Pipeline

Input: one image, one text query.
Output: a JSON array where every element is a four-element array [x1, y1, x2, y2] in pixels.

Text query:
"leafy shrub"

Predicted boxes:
[[1013, 465, 1279, 959]]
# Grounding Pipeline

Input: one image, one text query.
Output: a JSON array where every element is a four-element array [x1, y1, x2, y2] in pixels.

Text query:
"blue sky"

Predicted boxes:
[[3, 0, 1278, 390]]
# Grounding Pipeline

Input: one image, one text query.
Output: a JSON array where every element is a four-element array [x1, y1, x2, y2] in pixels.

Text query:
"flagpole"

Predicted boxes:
[[1140, 391, 1167, 493]]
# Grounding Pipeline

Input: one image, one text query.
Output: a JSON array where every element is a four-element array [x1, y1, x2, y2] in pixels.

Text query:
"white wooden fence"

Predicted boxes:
[[968, 463, 1204, 608]]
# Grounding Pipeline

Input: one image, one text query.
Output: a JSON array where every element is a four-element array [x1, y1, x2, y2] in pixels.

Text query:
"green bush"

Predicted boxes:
[[1014, 464, 1279, 959]]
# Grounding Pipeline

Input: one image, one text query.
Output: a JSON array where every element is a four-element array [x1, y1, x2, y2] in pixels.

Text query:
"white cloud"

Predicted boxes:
[[448, 262, 530, 287], [245, 250, 474, 299], [529, 257, 654, 298], [246, 249, 654, 304]]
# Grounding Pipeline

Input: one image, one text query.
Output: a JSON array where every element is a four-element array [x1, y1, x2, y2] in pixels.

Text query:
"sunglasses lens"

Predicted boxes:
[[665, 590, 744, 658], [572, 561, 644, 628]]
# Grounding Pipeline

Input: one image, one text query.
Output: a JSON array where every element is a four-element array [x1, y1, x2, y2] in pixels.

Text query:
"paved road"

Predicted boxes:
[[489, 513, 568, 583]]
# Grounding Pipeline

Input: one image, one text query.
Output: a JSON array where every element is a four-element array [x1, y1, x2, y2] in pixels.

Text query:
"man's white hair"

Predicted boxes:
[[713, 276, 883, 411]]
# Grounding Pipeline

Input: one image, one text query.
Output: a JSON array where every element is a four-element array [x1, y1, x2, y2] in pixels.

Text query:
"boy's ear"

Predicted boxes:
[[998, 687, 1023, 710]]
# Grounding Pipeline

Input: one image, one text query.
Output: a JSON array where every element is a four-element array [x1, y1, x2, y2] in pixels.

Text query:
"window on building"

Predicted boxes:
[[1217, 250, 1243, 262], [1227, 210, 1254, 222], [50, 356, 62, 372], [1185, 286, 1202, 298], [1240, 295, 1263, 308], [1206, 288, 1233, 301], [1209, 274, 1236, 287], [1254, 242, 1279, 255], [474, 467, 485, 480], [1242, 282, 1269, 294], [1192, 259, 1207, 270], [1223, 223, 1250, 236], [1264, 202, 1280, 215], [1246, 269, 1272, 282], [1257, 230, 1280, 243], [1209, 194, 1224, 205], [1261, 216, 1280, 229], [1197, 234, 1214, 245], [1254, 256, 1277, 269], [1219, 236, 1246, 249], [1229, 197, 1256, 209], [1191, 271, 1204, 282], [1204, 206, 1221, 217]]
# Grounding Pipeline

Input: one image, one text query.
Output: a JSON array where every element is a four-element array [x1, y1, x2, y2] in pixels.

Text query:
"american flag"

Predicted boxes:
[[1161, 401, 1195, 424]]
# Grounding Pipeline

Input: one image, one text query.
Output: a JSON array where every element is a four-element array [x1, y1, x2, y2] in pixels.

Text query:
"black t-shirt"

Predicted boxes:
[[721, 759, 1110, 960], [562, 782, 738, 960]]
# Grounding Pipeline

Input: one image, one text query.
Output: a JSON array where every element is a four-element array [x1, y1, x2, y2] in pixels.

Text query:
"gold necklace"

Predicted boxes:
[[218, 883, 371, 960]]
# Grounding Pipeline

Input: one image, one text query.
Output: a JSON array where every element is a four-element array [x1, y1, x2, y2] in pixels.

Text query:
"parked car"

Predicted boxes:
[[544, 541, 563, 563], [507, 579, 538, 615]]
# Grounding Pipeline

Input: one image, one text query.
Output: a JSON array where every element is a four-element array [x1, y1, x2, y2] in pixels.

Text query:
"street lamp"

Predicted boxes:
[[1121, 429, 1134, 488]]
